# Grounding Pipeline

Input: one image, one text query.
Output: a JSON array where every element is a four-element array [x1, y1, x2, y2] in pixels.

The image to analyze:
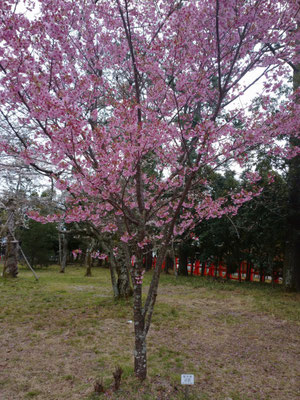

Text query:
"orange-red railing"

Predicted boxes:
[[151, 257, 280, 283]]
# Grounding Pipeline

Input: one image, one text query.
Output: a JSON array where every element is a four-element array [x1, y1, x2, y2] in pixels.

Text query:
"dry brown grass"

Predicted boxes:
[[0, 265, 299, 400]]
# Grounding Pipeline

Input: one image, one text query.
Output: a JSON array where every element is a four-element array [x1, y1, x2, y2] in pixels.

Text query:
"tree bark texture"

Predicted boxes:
[[130, 247, 169, 380], [3, 236, 18, 278], [108, 256, 120, 299], [103, 241, 132, 299], [3, 206, 18, 278], [245, 262, 251, 282], [60, 233, 68, 273], [117, 260, 133, 298], [144, 243, 153, 271], [85, 250, 92, 277], [165, 251, 174, 274], [283, 54, 300, 291], [133, 283, 147, 380]]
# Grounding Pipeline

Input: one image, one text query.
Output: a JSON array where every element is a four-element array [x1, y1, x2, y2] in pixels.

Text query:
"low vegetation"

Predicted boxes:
[[0, 265, 299, 399]]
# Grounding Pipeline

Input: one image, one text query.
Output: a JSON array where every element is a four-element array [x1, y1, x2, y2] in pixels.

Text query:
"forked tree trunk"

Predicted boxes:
[[89, 227, 133, 297], [129, 248, 168, 381], [103, 242, 132, 299]]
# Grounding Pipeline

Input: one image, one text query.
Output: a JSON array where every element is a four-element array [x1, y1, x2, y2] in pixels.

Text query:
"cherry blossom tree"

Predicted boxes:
[[0, 0, 299, 380]]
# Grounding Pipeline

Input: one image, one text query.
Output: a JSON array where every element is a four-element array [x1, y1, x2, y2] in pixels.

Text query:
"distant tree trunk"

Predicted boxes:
[[60, 233, 68, 273], [109, 256, 120, 299], [58, 233, 62, 266], [226, 263, 231, 280], [259, 265, 265, 283], [3, 236, 18, 278], [101, 240, 133, 299], [283, 137, 300, 290], [3, 202, 18, 278], [190, 256, 195, 276], [85, 250, 92, 277], [283, 51, 300, 292], [245, 262, 251, 282], [117, 260, 133, 298], [178, 246, 188, 276], [201, 262, 206, 276], [144, 243, 153, 271], [270, 261, 275, 288], [85, 238, 96, 277], [214, 258, 219, 279], [164, 250, 173, 274]]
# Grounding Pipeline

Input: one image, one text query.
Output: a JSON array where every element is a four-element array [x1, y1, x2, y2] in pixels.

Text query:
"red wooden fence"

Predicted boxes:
[[151, 257, 280, 284]]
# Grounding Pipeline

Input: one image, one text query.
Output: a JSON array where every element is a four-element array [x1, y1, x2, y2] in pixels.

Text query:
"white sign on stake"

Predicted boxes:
[[181, 374, 194, 385]]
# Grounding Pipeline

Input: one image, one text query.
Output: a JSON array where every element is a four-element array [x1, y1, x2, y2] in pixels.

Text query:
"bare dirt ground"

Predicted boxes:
[[154, 286, 300, 400], [0, 268, 299, 400]]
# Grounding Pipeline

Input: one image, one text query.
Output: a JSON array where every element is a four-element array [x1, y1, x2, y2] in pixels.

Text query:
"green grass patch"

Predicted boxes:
[[0, 264, 299, 400], [158, 273, 300, 322]]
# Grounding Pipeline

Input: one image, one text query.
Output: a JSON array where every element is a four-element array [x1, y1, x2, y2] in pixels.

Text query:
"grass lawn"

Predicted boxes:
[[0, 264, 299, 400]]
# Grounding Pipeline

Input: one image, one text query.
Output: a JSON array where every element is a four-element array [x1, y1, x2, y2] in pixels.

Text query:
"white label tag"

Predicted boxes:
[[181, 374, 194, 385]]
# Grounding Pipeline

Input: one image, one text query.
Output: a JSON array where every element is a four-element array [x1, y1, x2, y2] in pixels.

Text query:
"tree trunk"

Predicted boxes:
[[3, 236, 18, 278], [178, 247, 188, 276], [3, 205, 18, 278], [99, 240, 132, 299], [133, 282, 147, 380], [165, 251, 174, 274], [60, 233, 68, 273], [117, 261, 133, 298], [144, 243, 153, 271], [245, 262, 251, 282], [58, 233, 62, 266], [85, 251, 92, 277], [201, 262, 206, 276], [134, 328, 147, 380], [283, 49, 300, 291], [260, 266, 265, 283], [131, 246, 168, 381], [226, 263, 231, 280], [85, 239, 96, 277], [108, 256, 120, 299], [283, 138, 300, 290], [214, 258, 219, 279]]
